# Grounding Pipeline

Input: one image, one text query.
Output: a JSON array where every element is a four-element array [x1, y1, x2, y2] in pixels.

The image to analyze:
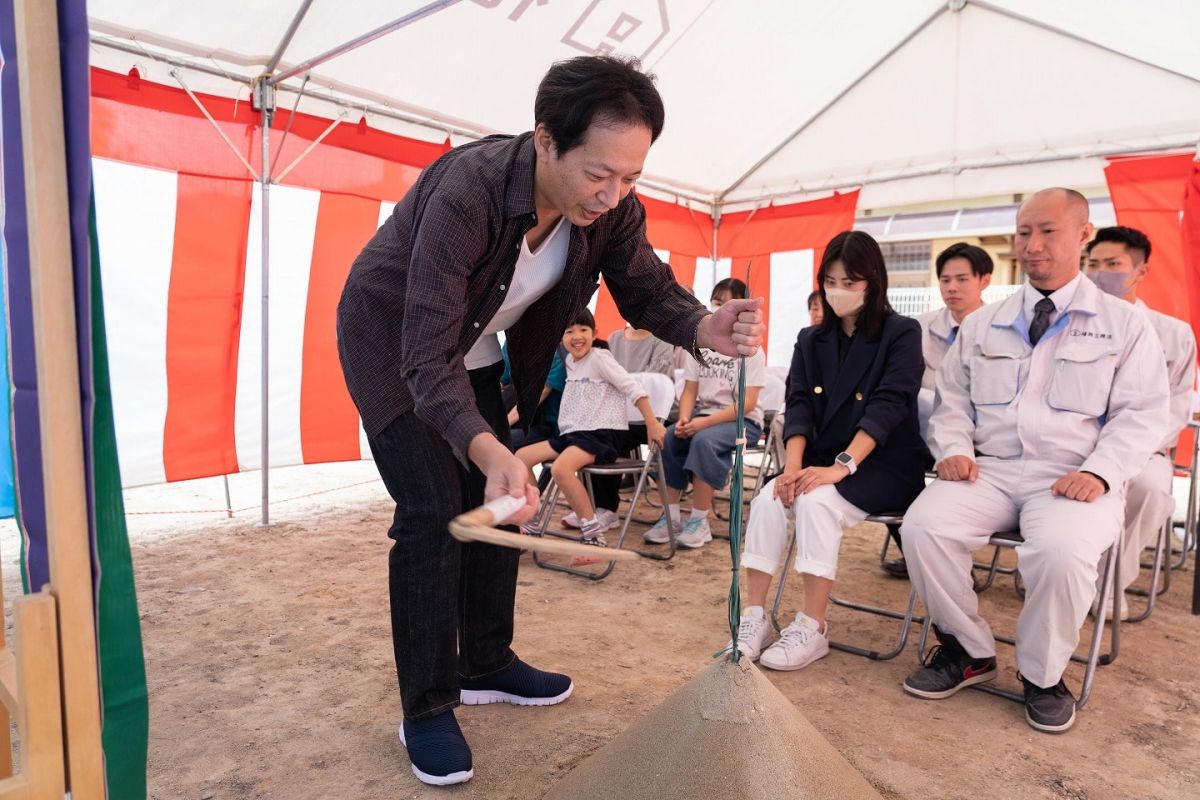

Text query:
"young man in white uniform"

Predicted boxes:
[[1085, 226, 1197, 618], [883, 243, 995, 578], [899, 189, 1169, 733]]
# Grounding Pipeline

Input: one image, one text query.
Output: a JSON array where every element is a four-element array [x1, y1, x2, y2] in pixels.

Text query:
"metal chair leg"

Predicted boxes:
[[1125, 518, 1169, 622], [632, 449, 682, 561]]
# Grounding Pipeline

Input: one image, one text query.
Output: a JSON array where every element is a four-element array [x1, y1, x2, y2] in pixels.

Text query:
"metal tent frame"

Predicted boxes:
[[82, 0, 1200, 523]]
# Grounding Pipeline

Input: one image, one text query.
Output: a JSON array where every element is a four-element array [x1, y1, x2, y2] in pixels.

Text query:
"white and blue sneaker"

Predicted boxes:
[[677, 516, 713, 549]]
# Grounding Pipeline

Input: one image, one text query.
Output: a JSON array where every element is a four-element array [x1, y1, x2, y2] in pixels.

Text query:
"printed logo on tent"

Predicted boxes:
[[563, 0, 670, 59]]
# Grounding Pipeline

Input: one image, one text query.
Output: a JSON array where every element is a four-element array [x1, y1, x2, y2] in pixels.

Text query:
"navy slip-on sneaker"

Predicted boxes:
[[460, 658, 574, 707], [398, 710, 473, 786]]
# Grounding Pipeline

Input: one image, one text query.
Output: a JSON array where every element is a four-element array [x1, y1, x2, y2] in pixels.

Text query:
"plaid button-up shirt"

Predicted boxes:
[[337, 132, 707, 464]]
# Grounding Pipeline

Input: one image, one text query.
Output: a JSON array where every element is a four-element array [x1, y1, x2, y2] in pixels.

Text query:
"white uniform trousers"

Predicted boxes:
[[743, 480, 868, 581], [1104, 453, 1174, 598], [900, 457, 1123, 688]]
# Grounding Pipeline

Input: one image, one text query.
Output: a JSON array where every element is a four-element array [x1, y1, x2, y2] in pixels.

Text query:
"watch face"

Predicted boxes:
[[837, 453, 851, 465]]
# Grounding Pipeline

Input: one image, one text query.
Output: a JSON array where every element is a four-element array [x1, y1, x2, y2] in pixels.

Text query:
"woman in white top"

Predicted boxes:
[[517, 308, 666, 545]]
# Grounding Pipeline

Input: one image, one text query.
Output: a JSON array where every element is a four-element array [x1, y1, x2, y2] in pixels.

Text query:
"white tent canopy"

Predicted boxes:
[[88, 0, 1200, 212]]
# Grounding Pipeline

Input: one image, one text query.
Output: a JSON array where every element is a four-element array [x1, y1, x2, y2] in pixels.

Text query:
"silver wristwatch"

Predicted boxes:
[[835, 451, 858, 475]]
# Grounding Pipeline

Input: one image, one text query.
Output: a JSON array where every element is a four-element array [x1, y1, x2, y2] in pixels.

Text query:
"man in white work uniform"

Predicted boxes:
[[883, 243, 995, 579], [1085, 225, 1196, 618], [898, 188, 1169, 734]]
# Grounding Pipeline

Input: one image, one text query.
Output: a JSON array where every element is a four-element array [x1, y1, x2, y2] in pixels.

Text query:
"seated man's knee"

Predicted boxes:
[[1027, 540, 1096, 583]]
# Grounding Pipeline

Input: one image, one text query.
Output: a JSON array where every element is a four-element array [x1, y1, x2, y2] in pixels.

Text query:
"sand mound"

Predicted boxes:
[[544, 658, 885, 800]]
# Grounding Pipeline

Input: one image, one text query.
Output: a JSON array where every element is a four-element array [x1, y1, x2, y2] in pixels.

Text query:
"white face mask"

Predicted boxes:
[[825, 286, 865, 318]]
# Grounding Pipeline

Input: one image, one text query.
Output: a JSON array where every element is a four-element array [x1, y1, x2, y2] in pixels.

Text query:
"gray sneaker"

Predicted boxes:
[[643, 514, 674, 544]]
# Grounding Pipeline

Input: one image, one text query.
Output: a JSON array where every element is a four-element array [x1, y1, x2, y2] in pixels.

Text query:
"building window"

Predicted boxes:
[[880, 241, 931, 273]]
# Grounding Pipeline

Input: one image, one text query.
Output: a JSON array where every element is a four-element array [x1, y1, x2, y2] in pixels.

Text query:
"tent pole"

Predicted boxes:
[[269, 0, 463, 86], [711, 206, 720, 289], [717, 2, 946, 201], [267, 0, 316, 74], [255, 79, 276, 527], [723, 138, 1200, 209]]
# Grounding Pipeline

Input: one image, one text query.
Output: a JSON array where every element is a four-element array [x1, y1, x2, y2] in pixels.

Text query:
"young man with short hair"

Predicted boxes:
[[1085, 225, 1196, 619], [884, 243, 994, 578]]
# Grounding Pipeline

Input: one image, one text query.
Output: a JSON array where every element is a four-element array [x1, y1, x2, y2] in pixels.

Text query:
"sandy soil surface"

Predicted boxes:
[[9, 461, 1197, 800]]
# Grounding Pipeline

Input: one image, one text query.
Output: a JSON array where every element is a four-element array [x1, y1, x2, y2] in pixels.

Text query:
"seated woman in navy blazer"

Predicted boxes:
[[727, 230, 927, 671]]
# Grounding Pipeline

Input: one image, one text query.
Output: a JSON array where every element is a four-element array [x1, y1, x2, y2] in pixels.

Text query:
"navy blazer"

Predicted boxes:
[[783, 313, 927, 513]]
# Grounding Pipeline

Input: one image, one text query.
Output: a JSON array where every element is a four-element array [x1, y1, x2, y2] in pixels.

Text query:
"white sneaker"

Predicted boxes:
[[728, 614, 773, 660], [677, 516, 712, 549], [564, 509, 619, 531], [596, 508, 621, 532], [759, 614, 829, 671]]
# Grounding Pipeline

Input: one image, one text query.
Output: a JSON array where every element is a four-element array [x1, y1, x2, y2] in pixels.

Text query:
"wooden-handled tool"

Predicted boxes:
[[448, 495, 638, 562]]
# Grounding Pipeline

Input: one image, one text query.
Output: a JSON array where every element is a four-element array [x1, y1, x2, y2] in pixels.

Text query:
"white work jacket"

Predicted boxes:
[[917, 306, 957, 392], [930, 275, 1169, 492], [1138, 300, 1198, 454]]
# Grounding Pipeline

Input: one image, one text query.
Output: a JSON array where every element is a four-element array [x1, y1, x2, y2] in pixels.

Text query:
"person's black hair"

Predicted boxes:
[[711, 278, 747, 301], [535, 56, 665, 156], [935, 242, 994, 278], [816, 230, 895, 339], [568, 306, 597, 331], [1088, 225, 1152, 263], [806, 290, 821, 307]]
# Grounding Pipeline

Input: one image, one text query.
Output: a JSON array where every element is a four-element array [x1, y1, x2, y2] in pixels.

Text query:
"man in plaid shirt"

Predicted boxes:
[[338, 55, 763, 786]]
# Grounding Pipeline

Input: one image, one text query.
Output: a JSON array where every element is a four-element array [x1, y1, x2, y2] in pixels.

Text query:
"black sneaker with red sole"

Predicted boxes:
[[903, 628, 997, 700]]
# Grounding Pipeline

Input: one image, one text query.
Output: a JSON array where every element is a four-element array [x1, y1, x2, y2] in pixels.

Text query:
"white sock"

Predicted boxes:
[[690, 508, 708, 521], [745, 605, 764, 621], [668, 504, 681, 523], [580, 516, 597, 526]]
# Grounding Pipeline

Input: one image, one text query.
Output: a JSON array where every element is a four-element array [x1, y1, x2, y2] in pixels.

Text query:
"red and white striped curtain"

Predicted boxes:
[[90, 67, 857, 488]]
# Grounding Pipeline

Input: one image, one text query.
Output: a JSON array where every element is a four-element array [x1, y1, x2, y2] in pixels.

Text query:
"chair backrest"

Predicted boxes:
[[627, 372, 676, 421], [758, 372, 787, 414]]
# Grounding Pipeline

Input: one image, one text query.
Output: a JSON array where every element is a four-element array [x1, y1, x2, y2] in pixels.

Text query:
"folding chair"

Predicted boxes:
[[1170, 427, 1199, 574], [769, 512, 923, 661], [530, 372, 680, 580], [916, 530, 1121, 709]]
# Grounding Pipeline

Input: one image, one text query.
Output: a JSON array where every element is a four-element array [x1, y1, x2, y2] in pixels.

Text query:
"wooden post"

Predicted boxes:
[[12, 0, 106, 797], [0, 592, 68, 800]]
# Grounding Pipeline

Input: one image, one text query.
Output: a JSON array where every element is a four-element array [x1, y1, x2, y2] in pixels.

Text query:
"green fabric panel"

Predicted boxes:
[[89, 192, 148, 799]]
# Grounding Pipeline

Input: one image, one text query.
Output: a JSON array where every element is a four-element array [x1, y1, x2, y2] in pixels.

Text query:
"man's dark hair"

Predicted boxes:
[[535, 56, 665, 155], [936, 242, 994, 278], [711, 278, 747, 301], [1088, 225, 1152, 263], [816, 230, 895, 340], [569, 306, 597, 331], [806, 290, 821, 307]]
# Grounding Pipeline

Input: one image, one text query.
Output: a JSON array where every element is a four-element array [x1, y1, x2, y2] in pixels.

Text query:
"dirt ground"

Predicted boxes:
[[15, 461, 1198, 800]]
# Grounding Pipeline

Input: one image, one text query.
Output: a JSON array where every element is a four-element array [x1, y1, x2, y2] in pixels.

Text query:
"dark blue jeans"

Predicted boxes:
[[368, 361, 520, 720]]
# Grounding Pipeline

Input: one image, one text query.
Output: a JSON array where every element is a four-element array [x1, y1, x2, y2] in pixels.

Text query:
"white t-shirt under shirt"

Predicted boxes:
[[683, 348, 767, 427], [464, 216, 572, 369], [557, 349, 647, 435]]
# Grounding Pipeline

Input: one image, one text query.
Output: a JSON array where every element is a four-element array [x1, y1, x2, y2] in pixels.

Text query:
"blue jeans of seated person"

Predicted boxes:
[[367, 360, 520, 721], [661, 417, 762, 491]]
